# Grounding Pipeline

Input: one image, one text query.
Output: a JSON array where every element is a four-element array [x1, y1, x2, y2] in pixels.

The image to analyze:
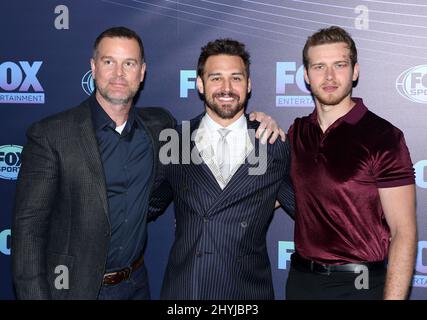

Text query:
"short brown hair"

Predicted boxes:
[[93, 26, 145, 63], [303, 26, 357, 69], [197, 38, 251, 78]]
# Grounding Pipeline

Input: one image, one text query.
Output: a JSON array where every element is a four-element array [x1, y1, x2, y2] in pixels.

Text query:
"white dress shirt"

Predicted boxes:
[[194, 113, 253, 189]]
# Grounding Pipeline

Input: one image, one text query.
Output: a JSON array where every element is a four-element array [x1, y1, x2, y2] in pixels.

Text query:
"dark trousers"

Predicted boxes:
[[286, 264, 386, 300], [97, 263, 151, 300]]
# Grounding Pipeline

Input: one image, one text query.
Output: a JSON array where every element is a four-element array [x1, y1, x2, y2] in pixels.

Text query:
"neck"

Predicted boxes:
[[205, 107, 244, 127], [96, 92, 131, 126], [315, 95, 355, 132]]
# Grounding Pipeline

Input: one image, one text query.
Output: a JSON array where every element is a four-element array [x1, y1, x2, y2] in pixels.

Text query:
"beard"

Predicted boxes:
[[95, 79, 138, 106], [311, 81, 353, 106], [204, 91, 247, 119]]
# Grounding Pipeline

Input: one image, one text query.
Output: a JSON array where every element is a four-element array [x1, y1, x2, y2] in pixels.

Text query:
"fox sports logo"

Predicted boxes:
[[396, 65, 427, 104], [0, 144, 22, 180], [81, 70, 95, 95]]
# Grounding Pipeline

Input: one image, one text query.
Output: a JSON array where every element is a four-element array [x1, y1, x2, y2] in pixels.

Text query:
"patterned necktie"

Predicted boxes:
[[217, 128, 231, 181]]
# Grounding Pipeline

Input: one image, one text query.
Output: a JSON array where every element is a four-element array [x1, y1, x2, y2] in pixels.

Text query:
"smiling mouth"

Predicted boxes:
[[217, 96, 235, 102], [214, 92, 239, 103]]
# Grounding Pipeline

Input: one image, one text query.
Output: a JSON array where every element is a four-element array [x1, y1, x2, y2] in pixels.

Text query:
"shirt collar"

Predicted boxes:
[[90, 93, 136, 133], [204, 112, 247, 132], [309, 97, 368, 126]]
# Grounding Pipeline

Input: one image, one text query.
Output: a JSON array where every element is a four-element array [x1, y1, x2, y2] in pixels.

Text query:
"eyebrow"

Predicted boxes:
[[99, 56, 138, 62], [207, 72, 221, 77], [311, 60, 349, 66], [124, 58, 138, 62], [207, 72, 245, 77]]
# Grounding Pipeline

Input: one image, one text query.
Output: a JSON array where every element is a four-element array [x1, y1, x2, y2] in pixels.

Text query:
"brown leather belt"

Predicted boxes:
[[102, 254, 144, 286]]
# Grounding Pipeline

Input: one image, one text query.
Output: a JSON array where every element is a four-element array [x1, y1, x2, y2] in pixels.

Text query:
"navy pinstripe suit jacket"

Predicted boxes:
[[149, 113, 295, 300]]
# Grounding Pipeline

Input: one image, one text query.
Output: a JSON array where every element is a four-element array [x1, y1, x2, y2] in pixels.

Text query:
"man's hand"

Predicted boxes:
[[249, 111, 286, 144]]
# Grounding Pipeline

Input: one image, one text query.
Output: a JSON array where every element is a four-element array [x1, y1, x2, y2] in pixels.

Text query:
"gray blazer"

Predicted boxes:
[[11, 98, 175, 299]]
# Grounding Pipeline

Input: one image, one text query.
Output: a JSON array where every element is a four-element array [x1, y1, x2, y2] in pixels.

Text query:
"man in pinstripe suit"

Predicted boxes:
[[149, 39, 295, 300]]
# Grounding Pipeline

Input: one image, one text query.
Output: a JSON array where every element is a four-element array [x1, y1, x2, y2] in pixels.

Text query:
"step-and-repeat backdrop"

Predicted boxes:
[[1, 0, 426, 299]]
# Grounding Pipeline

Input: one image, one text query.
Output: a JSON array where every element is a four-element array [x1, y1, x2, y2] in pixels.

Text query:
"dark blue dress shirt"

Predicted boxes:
[[90, 95, 153, 271]]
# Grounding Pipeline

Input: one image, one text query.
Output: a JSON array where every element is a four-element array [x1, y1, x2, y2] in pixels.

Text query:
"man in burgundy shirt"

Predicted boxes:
[[286, 26, 417, 299]]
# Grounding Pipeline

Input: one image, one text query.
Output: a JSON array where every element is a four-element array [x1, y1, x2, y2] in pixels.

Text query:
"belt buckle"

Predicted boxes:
[[117, 267, 132, 282], [311, 261, 331, 275], [102, 272, 119, 286], [103, 266, 133, 286], [104, 271, 117, 277], [123, 266, 132, 279]]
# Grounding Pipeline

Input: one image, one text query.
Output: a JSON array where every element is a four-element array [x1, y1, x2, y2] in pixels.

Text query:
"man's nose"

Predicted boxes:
[[114, 63, 124, 77], [325, 67, 335, 80], [221, 79, 232, 92]]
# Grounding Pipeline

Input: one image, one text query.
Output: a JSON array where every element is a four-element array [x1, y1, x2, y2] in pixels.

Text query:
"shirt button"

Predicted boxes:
[[203, 217, 209, 223], [119, 246, 123, 250], [240, 221, 248, 228]]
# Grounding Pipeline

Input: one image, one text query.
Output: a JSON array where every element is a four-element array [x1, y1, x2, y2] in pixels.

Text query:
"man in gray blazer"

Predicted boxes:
[[149, 39, 295, 299], [11, 26, 176, 300]]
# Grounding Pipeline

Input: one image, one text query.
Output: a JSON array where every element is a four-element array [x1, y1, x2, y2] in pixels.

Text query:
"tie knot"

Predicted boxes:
[[218, 128, 231, 138]]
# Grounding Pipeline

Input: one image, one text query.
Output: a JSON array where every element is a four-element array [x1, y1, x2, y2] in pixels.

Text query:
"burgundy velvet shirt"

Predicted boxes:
[[289, 98, 415, 264]]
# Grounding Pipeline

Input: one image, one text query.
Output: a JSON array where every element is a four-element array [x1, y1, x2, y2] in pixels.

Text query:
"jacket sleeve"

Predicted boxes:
[[148, 177, 174, 222], [141, 107, 176, 222], [276, 139, 295, 219], [148, 123, 175, 222], [11, 121, 57, 299]]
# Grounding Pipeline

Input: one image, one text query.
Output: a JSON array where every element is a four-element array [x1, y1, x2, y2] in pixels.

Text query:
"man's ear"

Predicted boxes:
[[352, 62, 360, 82], [140, 62, 146, 83], [304, 67, 310, 85], [90, 58, 96, 80], [196, 76, 204, 95], [247, 77, 252, 93]]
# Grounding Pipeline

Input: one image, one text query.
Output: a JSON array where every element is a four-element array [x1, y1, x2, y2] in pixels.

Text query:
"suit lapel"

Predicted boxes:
[[194, 124, 227, 188], [206, 118, 273, 215], [182, 114, 223, 198], [181, 113, 274, 215], [76, 104, 110, 224]]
